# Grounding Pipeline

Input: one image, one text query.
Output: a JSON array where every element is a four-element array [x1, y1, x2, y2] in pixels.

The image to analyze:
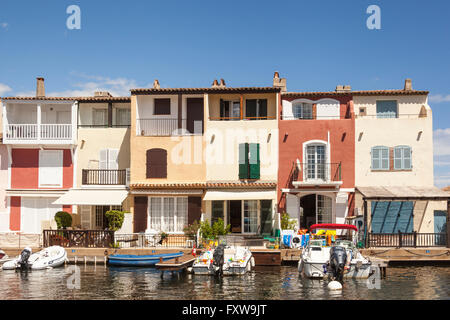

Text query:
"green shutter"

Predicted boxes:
[[249, 143, 260, 179], [239, 143, 249, 179]]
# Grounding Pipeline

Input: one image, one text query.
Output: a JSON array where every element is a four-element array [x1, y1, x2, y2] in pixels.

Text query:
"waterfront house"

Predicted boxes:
[[129, 79, 280, 239], [352, 80, 450, 247], [53, 92, 132, 231], [278, 76, 355, 231], [1, 78, 77, 234]]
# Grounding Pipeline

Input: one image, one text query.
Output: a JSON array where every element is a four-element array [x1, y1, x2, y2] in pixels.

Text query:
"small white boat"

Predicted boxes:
[[0, 250, 11, 266], [2, 246, 67, 271], [192, 245, 255, 276], [298, 224, 372, 279]]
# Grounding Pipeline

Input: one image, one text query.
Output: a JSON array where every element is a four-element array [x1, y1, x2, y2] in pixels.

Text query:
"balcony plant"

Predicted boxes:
[[183, 220, 200, 238], [199, 219, 231, 247], [54, 211, 72, 230], [281, 212, 296, 230]]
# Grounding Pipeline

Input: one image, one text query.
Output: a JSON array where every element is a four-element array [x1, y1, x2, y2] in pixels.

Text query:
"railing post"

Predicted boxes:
[[413, 231, 417, 248], [398, 230, 402, 248]]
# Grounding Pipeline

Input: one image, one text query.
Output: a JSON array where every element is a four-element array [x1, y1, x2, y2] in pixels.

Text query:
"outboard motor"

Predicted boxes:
[[18, 247, 32, 271], [212, 244, 225, 277], [328, 246, 347, 282]]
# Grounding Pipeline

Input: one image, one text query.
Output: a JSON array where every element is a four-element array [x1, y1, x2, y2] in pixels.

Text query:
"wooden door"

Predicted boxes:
[[186, 98, 204, 134]]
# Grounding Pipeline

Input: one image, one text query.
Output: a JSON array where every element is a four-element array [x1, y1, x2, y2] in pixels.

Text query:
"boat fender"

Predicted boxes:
[[251, 257, 255, 268], [322, 264, 328, 274], [328, 281, 342, 291]]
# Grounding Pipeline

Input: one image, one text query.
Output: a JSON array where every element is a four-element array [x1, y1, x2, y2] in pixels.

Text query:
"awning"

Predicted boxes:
[[53, 189, 129, 206], [203, 190, 276, 201], [356, 186, 450, 200]]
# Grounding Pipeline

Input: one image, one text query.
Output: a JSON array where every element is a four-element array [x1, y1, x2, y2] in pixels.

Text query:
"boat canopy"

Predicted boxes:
[[309, 224, 358, 232]]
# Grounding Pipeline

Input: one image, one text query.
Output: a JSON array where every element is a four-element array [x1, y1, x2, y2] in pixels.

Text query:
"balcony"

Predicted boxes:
[[289, 162, 343, 188], [82, 169, 129, 186], [137, 118, 202, 136], [4, 124, 74, 144]]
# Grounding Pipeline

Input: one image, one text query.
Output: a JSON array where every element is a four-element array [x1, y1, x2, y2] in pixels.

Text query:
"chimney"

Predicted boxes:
[[404, 78, 412, 91], [273, 71, 287, 92], [94, 91, 112, 97], [336, 85, 351, 93], [219, 79, 226, 88], [36, 77, 45, 97], [153, 79, 160, 89], [211, 79, 219, 88]]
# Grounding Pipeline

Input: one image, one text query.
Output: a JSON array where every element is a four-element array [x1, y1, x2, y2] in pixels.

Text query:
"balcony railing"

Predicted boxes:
[[138, 118, 179, 136], [82, 169, 128, 185], [289, 162, 342, 186], [367, 232, 447, 248], [5, 124, 73, 141], [43, 230, 115, 248]]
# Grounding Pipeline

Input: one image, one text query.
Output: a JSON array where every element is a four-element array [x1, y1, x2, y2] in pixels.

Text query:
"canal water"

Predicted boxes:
[[0, 265, 449, 300]]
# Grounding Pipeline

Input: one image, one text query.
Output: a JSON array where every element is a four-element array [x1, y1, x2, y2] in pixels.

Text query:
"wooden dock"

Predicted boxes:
[[155, 254, 196, 278], [250, 249, 282, 266]]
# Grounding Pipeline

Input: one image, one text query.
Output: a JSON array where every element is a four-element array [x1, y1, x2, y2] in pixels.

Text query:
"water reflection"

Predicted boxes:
[[0, 265, 448, 300]]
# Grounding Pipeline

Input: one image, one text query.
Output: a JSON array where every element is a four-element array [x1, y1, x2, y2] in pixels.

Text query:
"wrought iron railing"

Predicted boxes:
[[289, 162, 342, 185], [82, 169, 128, 185], [367, 231, 447, 248], [113, 233, 196, 248], [43, 230, 115, 248]]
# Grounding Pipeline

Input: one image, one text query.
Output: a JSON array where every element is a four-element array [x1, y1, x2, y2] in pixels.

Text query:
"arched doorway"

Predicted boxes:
[[299, 194, 333, 229]]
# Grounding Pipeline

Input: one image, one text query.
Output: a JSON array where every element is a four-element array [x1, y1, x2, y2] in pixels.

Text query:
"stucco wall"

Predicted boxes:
[[354, 95, 433, 187], [76, 128, 131, 186]]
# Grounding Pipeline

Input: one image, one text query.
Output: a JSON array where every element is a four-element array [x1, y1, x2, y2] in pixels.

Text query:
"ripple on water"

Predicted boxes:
[[0, 265, 449, 300]]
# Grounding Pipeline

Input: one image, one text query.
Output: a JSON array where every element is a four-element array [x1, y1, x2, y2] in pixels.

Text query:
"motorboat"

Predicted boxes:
[[107, 251, 184, 267], [192, 244, 255, 276], [298, 224, 372, 279], [2, 246, 67, 271], [0, 249, 11, 265]]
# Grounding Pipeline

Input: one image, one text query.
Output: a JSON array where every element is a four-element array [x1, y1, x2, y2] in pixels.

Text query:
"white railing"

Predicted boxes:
[[4, 124, 73, 141], [5, 124, 38, 140], [40, 124, 72, 140], [138, 119, 180, 136]]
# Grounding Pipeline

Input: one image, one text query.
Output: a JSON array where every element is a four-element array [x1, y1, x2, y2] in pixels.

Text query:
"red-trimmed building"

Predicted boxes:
[[1, 78, 77, 234], [277, 78, 355, 230]]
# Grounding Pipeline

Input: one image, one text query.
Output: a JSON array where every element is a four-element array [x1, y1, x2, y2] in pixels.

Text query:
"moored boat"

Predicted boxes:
[[2, 246, 67, 271], [107, 251, 184, 267]]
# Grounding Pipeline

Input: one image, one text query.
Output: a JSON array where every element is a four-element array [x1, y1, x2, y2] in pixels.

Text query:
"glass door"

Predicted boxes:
[[306, 145, 326, 180], [243, 200, 258, 233]]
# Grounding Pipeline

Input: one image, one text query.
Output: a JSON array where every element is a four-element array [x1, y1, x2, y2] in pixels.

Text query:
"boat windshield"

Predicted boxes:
[[309, 240, 325, 247], [334, 240, 353, 249]]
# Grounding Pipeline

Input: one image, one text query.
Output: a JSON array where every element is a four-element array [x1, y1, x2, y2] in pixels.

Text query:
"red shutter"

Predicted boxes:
[[133, 196, 148, 233], [146, 149, 167, 178]]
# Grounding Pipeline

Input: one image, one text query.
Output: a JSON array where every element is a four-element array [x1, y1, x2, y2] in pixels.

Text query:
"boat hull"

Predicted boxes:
[[344, 263, 372, 279], [107, 252, 183, 267], [302, 261, 327, 278]]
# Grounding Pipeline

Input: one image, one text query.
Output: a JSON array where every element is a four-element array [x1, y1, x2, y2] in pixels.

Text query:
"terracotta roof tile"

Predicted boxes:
[[131, 87, 280, 95], [282, 89, 429, 98], [1, 96, 130, 102], [130, 181, 277, 189]]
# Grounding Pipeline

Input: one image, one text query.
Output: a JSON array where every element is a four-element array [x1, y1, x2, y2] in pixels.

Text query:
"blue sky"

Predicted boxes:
[[0, 0, 449, 186]]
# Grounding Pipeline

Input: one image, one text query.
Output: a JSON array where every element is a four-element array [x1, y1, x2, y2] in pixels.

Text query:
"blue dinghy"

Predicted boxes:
[[107, 251, 184, 267]]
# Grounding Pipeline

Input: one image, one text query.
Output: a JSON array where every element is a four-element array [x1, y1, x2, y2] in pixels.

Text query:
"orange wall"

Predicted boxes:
[[278, 95, 355, 212], [10, 197, 20, 231]]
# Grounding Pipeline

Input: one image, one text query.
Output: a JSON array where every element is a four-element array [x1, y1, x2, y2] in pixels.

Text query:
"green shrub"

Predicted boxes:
[[54, 211, 72, 230], [105, 210, 125, 231], [183, 220, 200, 237], [200, 218, 230, 240], [281, 212, 296, 230]]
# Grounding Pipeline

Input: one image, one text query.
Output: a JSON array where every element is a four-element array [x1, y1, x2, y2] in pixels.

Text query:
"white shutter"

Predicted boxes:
[[21, 198, 37, 234], [99, 149, 108, 169], [80, 206, 92, 229], [286, 194, 300, 221], [39, 150, 63, 188], [108, 149, 119, 170]]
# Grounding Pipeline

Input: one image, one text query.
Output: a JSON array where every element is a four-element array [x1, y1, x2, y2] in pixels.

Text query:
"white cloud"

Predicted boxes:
[[0, 83, 12, 96], [0, 22, 8, 30], [433, 128, 450, 156], [429, 94, 450, 103]]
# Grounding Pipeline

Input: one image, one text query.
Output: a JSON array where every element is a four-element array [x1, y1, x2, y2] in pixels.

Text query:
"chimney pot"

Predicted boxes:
[[404, 79, 412, 91], [212, 79, 219, 87], [273, 72, 287, 92], [36, 77, 45, 97], [153, 79, 160, 89], [219, 79, 226, 87]]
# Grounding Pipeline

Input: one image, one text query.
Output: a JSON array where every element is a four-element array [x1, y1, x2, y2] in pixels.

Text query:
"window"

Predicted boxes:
[[115, 108, 131, 126], [239, 143, 260, 180], [212, 201, 225, 225], [220, 100, 240, 120], [99, 149, 119, 170], [372, 146, 390, 170], [260, 200, 273, 235], [39, 150, 63, 188], [244, 200, 258, 233], [245, 99, 268, 120], [293, 103, 313, 119], [146, 148, 167, 178], [306, 144, 326, 180], [394, 146, 412, 170], [149, 197, 188, 233], [93, 109, 108, 126], [376, 101, 398, 118], [154, 98, 171, 115]]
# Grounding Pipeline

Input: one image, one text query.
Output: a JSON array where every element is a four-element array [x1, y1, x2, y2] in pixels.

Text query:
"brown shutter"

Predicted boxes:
[[154, 98, 171, 115], [133, 196, 148, 233], [146, 149, 167, 178], [312, 104, 317, 120], [188, 197, 202, 225]]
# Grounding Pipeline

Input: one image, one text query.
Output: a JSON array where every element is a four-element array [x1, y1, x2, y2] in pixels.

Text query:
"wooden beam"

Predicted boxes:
[[240, 94, 243, 120], [178, 94, 182, 130]]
